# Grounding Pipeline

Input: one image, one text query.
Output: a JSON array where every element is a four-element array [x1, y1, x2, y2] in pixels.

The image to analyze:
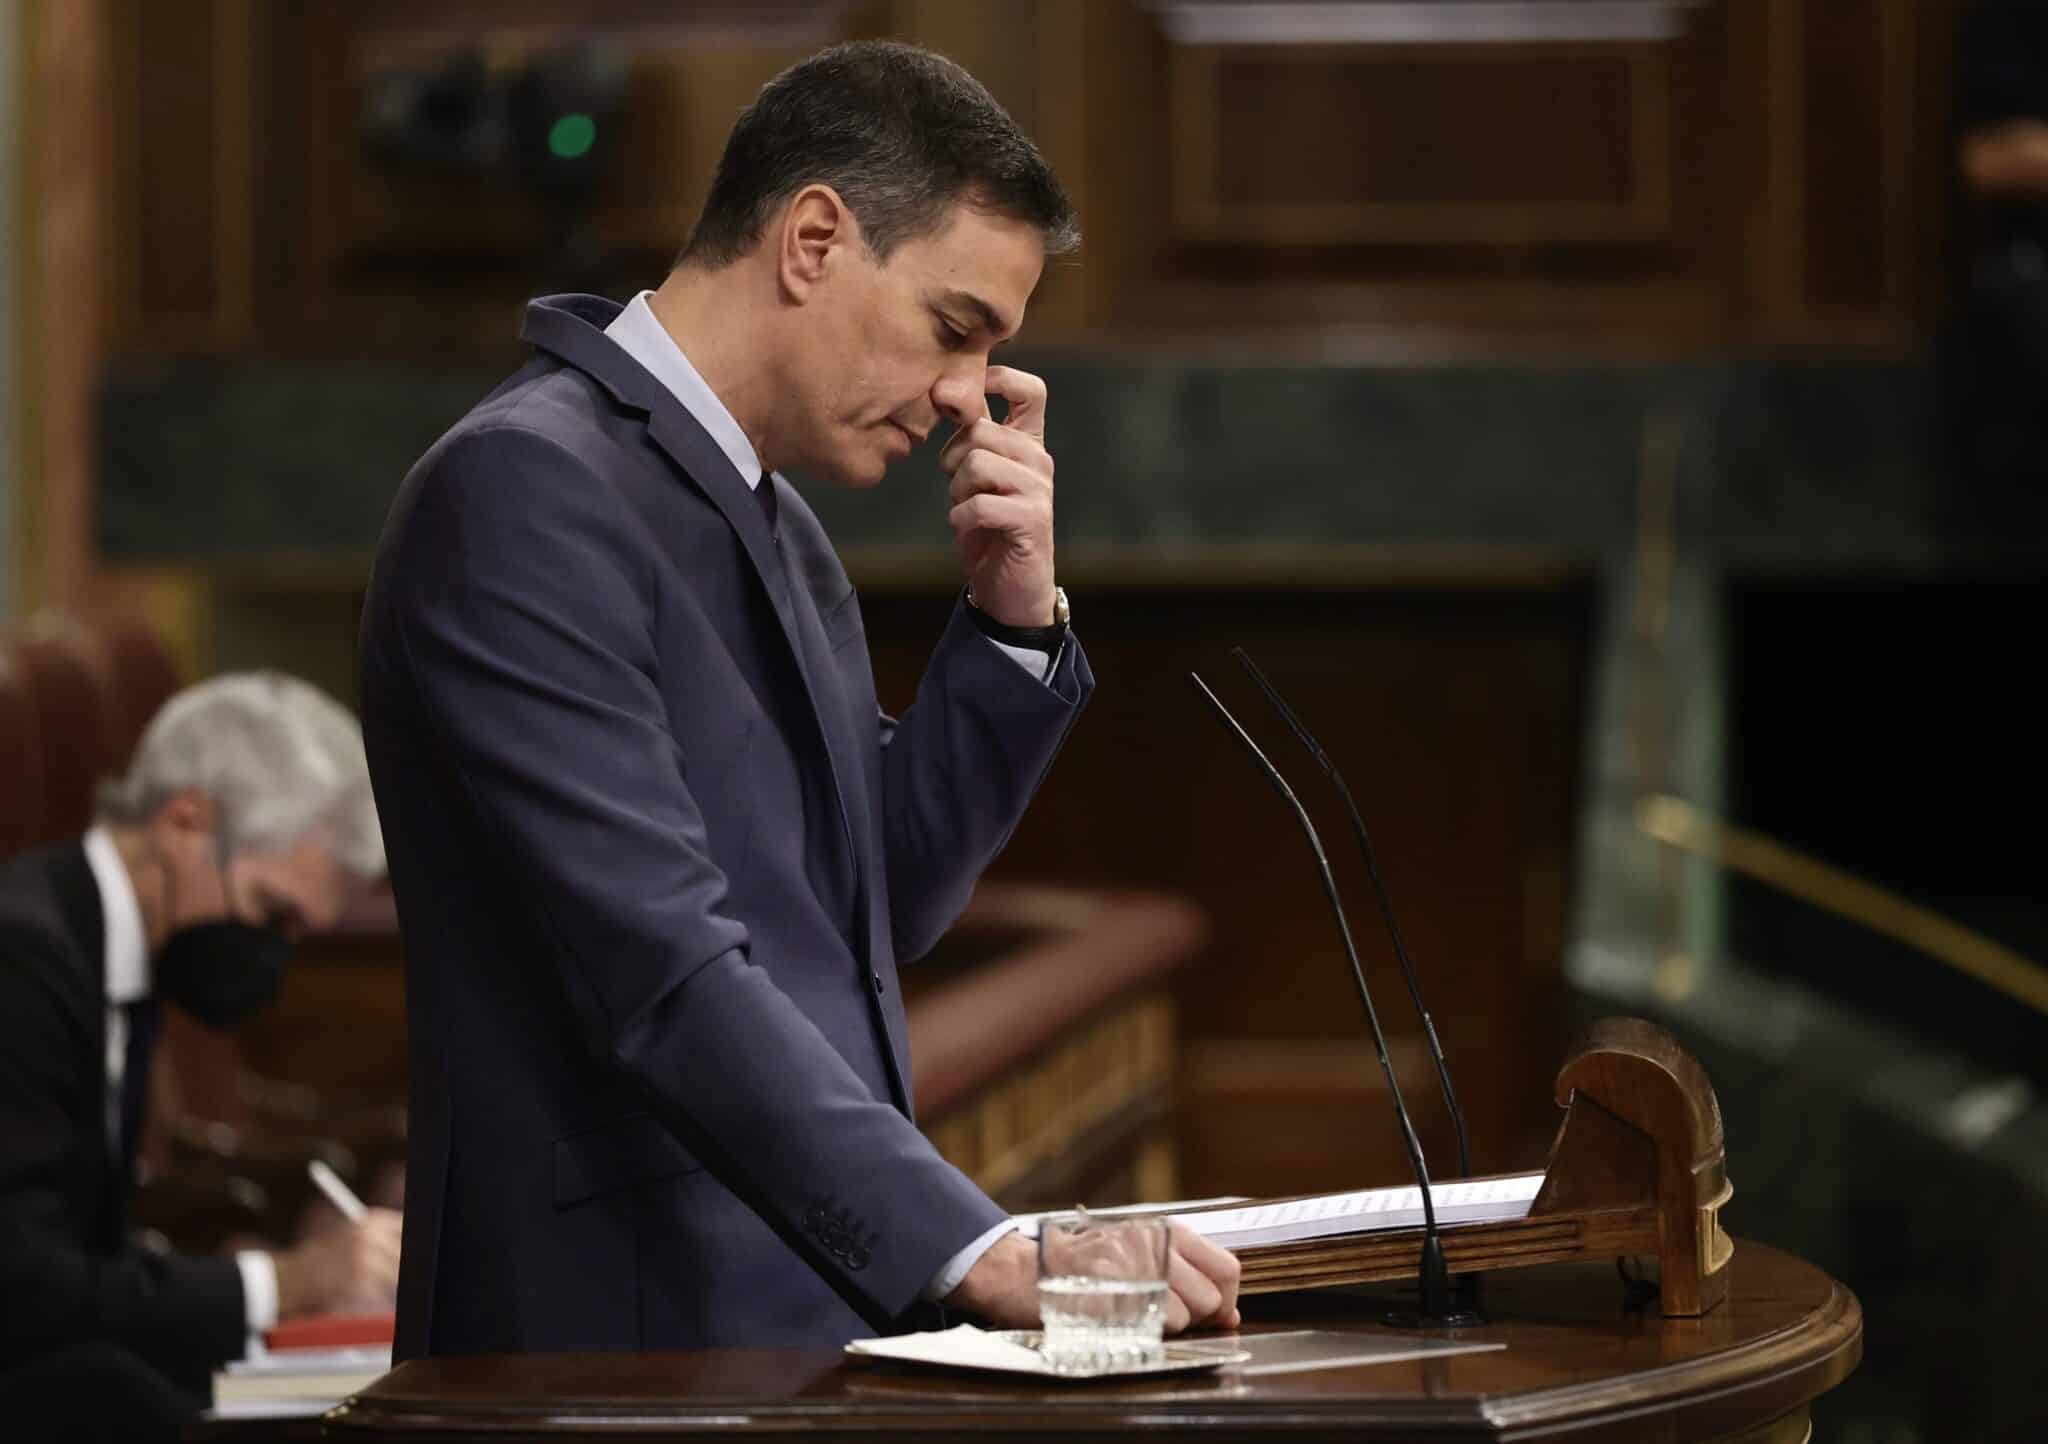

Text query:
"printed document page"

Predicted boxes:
[[1174, 1173, 1545, 1249]]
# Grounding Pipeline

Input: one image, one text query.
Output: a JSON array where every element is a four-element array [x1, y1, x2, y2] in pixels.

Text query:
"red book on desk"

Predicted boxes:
[[263, 1312, 395, 1351]]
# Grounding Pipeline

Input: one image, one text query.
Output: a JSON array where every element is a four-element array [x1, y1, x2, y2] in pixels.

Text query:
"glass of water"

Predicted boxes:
[[1036, 1212, 1171, 1375]]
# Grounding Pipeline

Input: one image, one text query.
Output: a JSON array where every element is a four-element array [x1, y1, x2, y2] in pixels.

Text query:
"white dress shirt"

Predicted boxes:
[[602, 294, 1021, 1302], [82, 826, 279, 1350]]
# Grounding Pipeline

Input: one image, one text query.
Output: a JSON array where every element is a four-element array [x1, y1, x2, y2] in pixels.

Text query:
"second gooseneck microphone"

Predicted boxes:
[[1229, 647, 1475, 1182], [1191, 671, 1469, 1325], [1229, 647, 1484, 1320]]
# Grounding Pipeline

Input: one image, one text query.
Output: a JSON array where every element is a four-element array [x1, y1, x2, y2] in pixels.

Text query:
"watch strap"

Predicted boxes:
[[963, 587, 1068, 653]]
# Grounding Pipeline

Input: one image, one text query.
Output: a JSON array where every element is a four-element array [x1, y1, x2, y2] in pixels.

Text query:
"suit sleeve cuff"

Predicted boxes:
[[236, 1250, 279, 1344], [922, 1221, 1018, 1302]]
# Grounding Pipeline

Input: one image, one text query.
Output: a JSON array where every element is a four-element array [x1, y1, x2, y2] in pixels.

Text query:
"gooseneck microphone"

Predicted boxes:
[[1230, 647, 1475, 1185], [1191, 672, 1466, 1325]]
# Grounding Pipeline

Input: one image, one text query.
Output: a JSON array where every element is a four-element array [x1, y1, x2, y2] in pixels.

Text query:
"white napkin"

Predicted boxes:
[[844, 1323, 1052, 1374]]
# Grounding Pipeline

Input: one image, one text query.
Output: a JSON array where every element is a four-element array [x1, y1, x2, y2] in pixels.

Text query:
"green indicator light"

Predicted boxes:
[[548, 112, 597, 160]]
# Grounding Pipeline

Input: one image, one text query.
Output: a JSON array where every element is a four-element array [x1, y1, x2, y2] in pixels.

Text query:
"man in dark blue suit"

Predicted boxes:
[[360, 41, 1240, 1357]]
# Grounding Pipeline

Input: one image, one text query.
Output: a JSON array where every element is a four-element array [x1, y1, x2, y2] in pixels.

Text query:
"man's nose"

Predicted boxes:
[[930, 360, 988, 425]]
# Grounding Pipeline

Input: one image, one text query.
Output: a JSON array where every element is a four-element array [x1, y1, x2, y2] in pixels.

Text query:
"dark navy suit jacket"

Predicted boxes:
[[0, 845, 243, 1393], [359, 295, 1091, 1359]]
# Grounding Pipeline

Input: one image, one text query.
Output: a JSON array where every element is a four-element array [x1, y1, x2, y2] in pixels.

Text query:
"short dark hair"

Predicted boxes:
[[677, 40, 1079, 268]]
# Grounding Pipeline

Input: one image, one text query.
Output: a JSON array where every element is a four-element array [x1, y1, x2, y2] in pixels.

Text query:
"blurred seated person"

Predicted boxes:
[[0, 673, 401, 1438], [1957, 0, 2048, 496]]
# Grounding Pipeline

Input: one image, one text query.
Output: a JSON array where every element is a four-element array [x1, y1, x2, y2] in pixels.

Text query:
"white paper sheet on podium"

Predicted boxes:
[[1013, 1173, 1544, 1250]]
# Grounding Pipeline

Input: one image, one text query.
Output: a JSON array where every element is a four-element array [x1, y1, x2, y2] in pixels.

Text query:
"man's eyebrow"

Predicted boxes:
[[935, 289, 1015, 339]]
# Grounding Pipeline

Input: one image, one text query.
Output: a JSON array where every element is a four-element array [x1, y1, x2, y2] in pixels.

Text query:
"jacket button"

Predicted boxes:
[[871, 972, 885, 996]]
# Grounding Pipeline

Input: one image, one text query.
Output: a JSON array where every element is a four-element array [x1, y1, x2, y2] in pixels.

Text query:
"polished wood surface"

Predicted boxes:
[[313, 1243, 1858, 1442]]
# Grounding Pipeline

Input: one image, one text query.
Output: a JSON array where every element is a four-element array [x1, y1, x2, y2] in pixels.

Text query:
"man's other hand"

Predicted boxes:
[[273, 1207, 403, 1318], [1162, 1222, 1242, 1332], [944, 1231, 1040, 1328], [946, 1222, 1243, 1333]]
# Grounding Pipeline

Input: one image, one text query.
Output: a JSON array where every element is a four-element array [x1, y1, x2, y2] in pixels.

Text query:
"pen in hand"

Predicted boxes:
[[307, 1158, 369, 1224]]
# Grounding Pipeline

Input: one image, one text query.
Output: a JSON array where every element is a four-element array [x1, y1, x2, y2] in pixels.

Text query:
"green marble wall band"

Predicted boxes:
[[100, 356, 2016, 568]]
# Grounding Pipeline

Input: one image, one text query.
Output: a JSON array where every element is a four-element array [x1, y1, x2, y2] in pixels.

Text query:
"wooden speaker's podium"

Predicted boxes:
[[288, 1019, 1861, 1443], [1221, 1016, 1738, 1316]]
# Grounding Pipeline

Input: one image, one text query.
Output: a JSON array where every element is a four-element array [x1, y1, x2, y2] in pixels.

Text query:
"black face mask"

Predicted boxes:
[[155, 920, 291, 1029]]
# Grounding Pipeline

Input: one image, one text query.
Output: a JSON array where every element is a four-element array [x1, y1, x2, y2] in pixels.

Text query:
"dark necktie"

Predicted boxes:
[[754, 472, 779, 541], [118, 998, 161, 1166]]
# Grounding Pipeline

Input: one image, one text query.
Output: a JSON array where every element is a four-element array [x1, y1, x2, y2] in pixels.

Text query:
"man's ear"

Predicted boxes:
[[777, 184, 859, 302], [150, 788, 217, 840]]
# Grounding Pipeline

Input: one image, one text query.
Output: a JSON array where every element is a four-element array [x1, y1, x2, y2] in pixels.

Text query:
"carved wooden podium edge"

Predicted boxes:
[[1195, 1016, 1734, 1316]]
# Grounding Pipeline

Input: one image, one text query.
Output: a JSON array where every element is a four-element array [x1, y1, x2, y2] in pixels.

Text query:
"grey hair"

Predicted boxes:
[[94, 672, 386, 878]]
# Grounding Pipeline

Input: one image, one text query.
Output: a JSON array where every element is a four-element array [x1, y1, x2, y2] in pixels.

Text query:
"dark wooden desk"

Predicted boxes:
[[301, 1243, 1857, 1443]]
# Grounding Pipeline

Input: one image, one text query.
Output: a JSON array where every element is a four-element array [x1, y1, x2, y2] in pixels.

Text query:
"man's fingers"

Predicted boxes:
[[1166, 1250, 1225, 1332], [948, 449, 1049, 507], [938, 417, 1049, 478], [947, 491, 1046, 545], [1164, 1218, 1243, 1336], [1173, 1226, 1241, 1303], [354, 1210, 404, 1285], [985, 365, 1047, 442]]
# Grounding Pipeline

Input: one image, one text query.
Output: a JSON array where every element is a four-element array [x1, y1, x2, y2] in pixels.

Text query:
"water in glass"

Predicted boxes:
[[1036, 1213, 1170, 1374]]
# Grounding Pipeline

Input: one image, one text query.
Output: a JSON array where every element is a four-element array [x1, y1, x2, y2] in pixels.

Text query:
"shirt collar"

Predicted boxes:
[[83, 825, 150, 1006], [604, 290, 770, 493]]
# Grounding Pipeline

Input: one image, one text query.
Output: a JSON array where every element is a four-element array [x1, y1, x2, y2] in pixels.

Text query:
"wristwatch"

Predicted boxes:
[[964, 585, 1070, 652]]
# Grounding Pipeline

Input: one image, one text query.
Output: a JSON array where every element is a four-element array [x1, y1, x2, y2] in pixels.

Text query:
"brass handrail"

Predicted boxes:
[[1636, 793, 2048, 1019]]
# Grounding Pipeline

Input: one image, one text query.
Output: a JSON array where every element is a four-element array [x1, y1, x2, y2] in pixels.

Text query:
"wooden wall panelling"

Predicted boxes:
[[925, 993, 1178, 1210], [1753, 0, 1958, 347], [1171, 43, 1673, 247], [90, 0, 1969, 358], [296, 2, 856, 344], [1797, 1, 1891, 316], [1103, 0, 1736, 350], [115, 1, 878, 356], [106, 0, 217, 344], [1002, 0, 1173, 341], [25, 0, 124, 609], [1071, 0, 1962, 353], [878, 0, 1106, 337], [856, 578, 1592, 1200]]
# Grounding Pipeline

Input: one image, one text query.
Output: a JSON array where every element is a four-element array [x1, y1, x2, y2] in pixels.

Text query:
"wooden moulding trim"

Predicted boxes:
[[1149, 2, 1700, 48], [974, 1086, 1177, 1212], [936, 996, 1175, 1201], [907, 887, 1207, 1120]]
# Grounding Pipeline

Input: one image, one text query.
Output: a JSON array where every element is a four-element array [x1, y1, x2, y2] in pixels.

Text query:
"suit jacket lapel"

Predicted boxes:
[[521, 297, 797, 626], [521, 297, 879, 987]]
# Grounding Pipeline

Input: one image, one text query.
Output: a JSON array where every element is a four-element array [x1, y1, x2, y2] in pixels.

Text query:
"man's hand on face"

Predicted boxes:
[[944, 1223, 1244, 1334], [939, 366, 1057, 628]]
